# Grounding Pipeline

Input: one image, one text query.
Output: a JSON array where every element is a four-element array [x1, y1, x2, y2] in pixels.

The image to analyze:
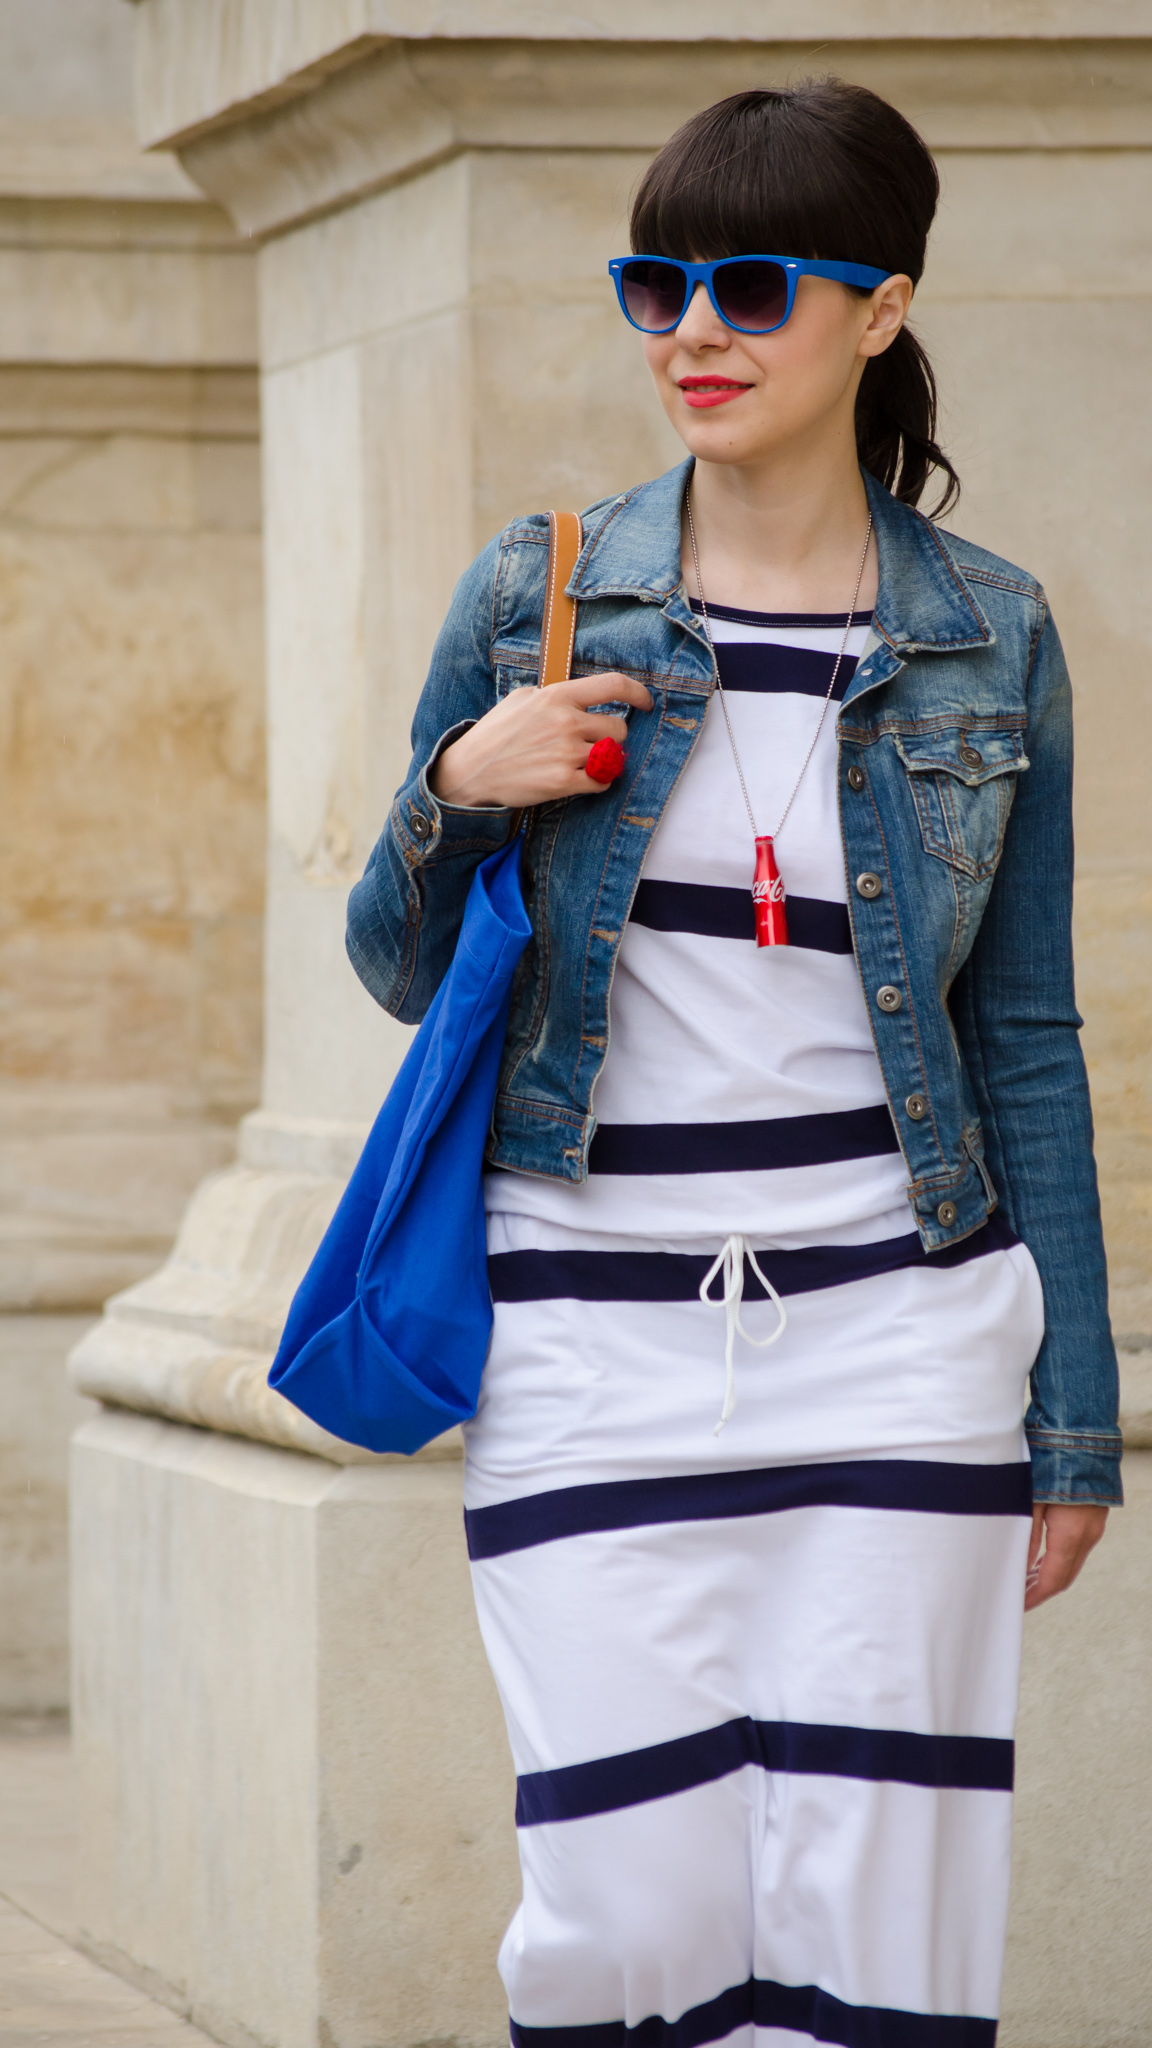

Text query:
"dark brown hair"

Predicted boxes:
[[630, 80, 959, 517]]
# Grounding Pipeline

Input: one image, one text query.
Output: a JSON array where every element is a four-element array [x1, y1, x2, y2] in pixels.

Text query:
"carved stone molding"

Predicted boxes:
[[131, 0, 1152, 157], [151, 36, 1152, 241]]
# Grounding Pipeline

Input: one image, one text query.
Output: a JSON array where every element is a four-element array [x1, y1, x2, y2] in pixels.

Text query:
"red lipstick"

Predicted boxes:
[[678, 376, 752, 410]]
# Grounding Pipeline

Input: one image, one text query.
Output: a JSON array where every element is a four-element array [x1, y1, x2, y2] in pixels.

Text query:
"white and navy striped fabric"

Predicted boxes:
[[468, 604, 1044, 2048]]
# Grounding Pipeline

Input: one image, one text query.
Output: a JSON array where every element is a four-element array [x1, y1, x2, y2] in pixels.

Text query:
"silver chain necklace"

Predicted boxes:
[[684, 490, 872, 948]]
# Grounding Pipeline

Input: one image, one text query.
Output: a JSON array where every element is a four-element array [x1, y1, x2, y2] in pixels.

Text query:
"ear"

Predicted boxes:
[[858, 275, 914, 361]]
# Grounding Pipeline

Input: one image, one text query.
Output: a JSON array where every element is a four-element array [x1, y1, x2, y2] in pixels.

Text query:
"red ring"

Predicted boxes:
[[585, 738, 627, 784]]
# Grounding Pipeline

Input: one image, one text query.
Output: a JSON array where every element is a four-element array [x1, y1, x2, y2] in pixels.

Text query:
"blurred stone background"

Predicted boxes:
[[0, 0, 262, 1712]]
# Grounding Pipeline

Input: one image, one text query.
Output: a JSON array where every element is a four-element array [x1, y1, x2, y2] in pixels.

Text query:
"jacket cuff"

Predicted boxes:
[[1026, 1426, 1124, 1506], [392, 723, 515, 864]]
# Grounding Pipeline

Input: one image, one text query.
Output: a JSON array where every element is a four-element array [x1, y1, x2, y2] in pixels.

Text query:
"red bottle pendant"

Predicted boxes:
[[752, 834, 789, 947]]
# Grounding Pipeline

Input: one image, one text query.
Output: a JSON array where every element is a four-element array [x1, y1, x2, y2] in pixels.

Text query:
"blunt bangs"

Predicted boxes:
[[630, 84, 936, 285]]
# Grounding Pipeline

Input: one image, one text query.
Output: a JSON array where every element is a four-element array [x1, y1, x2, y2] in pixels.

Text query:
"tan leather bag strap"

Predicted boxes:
[[540, 510, 583, 685]]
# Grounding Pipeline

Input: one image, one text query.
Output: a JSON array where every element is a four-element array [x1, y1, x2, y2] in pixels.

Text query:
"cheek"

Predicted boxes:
[[641, 337, 676, 383], [755, 321, 862, 411]]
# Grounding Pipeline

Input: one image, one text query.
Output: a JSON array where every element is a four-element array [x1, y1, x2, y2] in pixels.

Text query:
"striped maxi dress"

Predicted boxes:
[[464, 601, 1043, 2048]]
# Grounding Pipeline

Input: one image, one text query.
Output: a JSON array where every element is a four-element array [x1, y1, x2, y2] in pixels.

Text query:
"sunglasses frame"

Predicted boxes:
[[608, 254, 892, 336]]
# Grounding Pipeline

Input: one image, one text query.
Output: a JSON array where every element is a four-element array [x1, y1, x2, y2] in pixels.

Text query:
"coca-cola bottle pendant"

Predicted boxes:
[[752, 834, 789, 947]]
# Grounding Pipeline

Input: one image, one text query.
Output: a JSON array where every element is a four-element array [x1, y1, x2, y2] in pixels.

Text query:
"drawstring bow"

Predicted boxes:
[[699, 1234, 788, 1433]]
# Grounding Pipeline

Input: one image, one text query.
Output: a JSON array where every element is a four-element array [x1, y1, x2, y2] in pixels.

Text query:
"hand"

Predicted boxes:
[[1025, 1503, 1108, 1611], [429, 672, 654, 810]]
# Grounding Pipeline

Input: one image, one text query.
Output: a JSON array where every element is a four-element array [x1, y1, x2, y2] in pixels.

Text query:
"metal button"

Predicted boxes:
[[876, 984, 902, 1012], [937, 1200, 958, 1227], [847, 765, 865, 792], [408, 811, 432, 842], [855, 871, 882, 899], [959, 744, 983, 769], [905, 1093, 927, 1120]]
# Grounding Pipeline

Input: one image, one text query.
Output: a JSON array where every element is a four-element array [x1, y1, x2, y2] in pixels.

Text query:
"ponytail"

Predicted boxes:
[[855, 325, 959, 518]]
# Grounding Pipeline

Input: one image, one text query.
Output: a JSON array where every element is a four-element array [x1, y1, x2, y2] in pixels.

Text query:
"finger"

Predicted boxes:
[[1026, 1505, 1045, 1576], [1024, 1506, 1108, 1610], [528, 769, 616, 801], [551, 672, 654, 712], [1026, 1543, 1080, 1610], [574, 714, 630, 744]]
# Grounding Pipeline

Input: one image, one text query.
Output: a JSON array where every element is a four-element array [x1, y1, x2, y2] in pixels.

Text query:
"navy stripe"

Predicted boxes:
[[515, 1715, 1013, 1825], [711, 642, 858, 699], [587, 1106, 898, 1177], [510, 1975, 995, 2048], [488, 1212, 1019, 1307], [630, 880, 853, 953], [689, 601, 874, 631], [465, 1458, 1032, 1561]]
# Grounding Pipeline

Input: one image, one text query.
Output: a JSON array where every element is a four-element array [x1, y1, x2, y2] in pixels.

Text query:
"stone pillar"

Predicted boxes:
[[0, 0, 261, 1712], [70, 12, 1151, 2048]]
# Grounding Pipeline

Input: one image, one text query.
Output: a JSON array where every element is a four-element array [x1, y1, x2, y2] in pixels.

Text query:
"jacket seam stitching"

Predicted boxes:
[[497, 1094, 585, 1129], [858, 774, 944, 1169], [1022, 583, 1049, 689], [371, 861, 420, 1017], [502, 816, 559, 1100], [940, 861, 966, 1001], [494, 652, 702, 690], [1026, 1426, 1123, 1447], [961, 568, 1042, 598]]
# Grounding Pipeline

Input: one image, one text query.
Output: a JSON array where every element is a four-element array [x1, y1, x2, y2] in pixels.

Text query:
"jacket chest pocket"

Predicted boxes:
[[893, 728, 1028, 880]]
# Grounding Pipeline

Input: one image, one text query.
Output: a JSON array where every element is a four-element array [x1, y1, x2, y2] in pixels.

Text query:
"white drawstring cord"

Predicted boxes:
[[699, 1235, 788, 1434]]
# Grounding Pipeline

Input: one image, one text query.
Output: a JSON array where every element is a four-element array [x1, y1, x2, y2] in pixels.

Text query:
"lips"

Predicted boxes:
[[677, 377, 753, 410]]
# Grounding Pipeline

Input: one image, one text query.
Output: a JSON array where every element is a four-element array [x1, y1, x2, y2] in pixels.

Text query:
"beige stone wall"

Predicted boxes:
[[0, 1, 264, 1310], [0, 0, 264, 1710], [0, 360, 264, 1299], [0, 1317, 94, 1712]]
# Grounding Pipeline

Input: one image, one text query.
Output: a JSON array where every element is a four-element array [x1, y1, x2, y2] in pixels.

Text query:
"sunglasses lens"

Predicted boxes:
[[620, 260, 687, 331], [712, 259, 789, 331]]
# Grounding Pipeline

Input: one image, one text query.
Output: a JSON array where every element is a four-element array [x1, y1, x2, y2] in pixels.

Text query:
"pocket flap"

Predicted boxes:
[[893, 728, 1028, 786]]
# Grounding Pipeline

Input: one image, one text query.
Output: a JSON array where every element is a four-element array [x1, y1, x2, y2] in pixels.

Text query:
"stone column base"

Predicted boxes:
[[70, 1409, 519, 2048]]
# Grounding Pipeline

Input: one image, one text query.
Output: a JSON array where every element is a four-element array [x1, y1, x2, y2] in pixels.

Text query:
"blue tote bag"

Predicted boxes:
[[268, 510, 582, 1453], [268, 834, 531, 1451]]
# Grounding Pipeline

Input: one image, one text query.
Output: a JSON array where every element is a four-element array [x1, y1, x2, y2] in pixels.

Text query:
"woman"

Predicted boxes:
[[348, 81, 1119, 2048]]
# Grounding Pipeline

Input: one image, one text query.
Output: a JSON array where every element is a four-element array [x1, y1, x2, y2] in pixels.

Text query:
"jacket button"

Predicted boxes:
[[409, 811, 432, 842], [959, 744, 983, 768], [855, 871, 882, 899], [876, 984, 902, 1012], [905, 1093, 927, 1120], [937, 1200, 958, 1227], [847, 765, 865, 791]]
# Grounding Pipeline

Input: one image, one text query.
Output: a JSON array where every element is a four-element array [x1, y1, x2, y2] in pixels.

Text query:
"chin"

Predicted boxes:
[[676, 418, 781, 466]]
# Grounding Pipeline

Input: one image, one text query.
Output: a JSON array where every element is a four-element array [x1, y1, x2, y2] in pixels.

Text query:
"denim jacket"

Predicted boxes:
[[348, 459, 1121, 1506]]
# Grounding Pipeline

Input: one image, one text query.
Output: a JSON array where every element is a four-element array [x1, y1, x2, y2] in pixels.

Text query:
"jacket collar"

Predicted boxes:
[[570, 457, 993, 655], [862, 470, 992, 653]]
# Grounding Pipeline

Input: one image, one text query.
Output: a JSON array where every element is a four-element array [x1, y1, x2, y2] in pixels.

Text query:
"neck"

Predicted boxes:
[[685, 424, 875, 615]]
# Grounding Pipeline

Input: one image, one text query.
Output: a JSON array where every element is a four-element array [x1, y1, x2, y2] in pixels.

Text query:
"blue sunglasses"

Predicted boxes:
[[608, 254, 891, 336]]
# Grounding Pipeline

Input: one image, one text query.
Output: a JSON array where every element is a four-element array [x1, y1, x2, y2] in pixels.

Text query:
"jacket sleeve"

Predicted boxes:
[[951, 602, 1122, 1505], [345, 534, 518, 1023]]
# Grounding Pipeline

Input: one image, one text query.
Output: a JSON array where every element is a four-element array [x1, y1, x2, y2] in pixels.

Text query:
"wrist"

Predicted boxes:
[[426, 725, 507, 811], [430, 741, 484, 806]]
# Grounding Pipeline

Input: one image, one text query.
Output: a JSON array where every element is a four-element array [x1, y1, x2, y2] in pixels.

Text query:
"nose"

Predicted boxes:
[[675, 280, 729, 345]]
